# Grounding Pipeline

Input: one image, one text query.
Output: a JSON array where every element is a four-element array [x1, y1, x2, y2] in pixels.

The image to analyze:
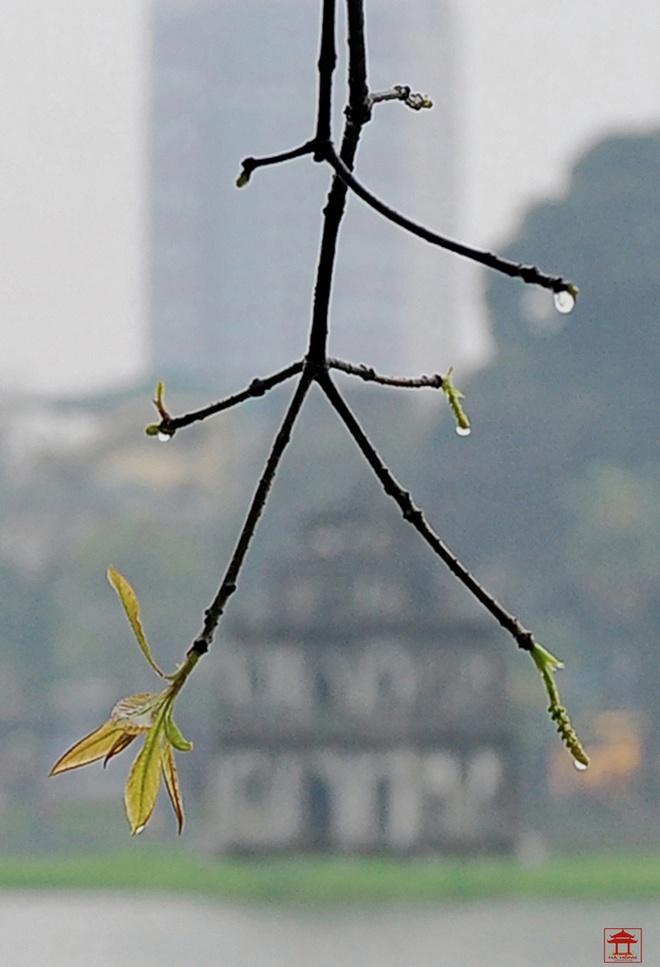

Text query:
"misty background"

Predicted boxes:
[[0, 2, 658, 963], [0, 0, 657, 819], [1, 0, 659, 393], [0, 0, 656, 832]]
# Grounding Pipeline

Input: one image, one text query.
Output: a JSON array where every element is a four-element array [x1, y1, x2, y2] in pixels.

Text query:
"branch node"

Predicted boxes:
[[189, 639, 209, 658], [345, 101, 372, 127], [516, 630, 535, 653], [402, 506, 423, 526], [303, 355, 328, 380], [248, 378, 267, 398]]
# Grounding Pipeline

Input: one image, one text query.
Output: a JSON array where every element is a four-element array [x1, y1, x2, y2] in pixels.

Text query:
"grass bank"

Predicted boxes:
[[0, 849, 658, 904]]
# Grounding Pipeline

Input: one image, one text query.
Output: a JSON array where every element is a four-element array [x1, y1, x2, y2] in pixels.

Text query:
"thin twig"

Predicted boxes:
[[237, 141, 316, 185], [159, 361, 304, 435], [190, 370, 314, 656], [322, 144, 577, 294], [329, 357, 444, 390], [314, 0, 337, 158], [307, 0, 371, 362], [318, 370, 536, 653], [344, 0, 370, 126]]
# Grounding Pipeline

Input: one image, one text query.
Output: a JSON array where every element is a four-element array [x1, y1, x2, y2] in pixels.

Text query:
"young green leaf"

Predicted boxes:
[[51, 569, 200, 835], [441, 367, 471, 435], [107, 567, 165, 678], [124, 717, 166, 835], [164, 715, 193, 752], [153, 380, 170, 420], [531, 643, 589, 768]]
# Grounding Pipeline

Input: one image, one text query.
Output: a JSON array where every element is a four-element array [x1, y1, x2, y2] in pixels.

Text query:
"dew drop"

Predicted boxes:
[[135, 824, 147, 835], [455, 425, 471, 437], [157, 431, 172, 443], [573, 759, 588, 771], [553, 289, 575, 315]]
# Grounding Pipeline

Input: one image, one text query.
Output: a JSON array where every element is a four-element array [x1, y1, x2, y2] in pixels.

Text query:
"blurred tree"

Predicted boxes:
[[415, 131, 660, 809]]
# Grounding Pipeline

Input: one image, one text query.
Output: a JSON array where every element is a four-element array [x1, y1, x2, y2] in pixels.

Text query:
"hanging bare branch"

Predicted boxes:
[[54, 0, 589, 834]]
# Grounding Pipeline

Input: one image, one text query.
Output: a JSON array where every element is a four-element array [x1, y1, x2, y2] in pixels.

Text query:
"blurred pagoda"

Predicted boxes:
[[207, 496, 517, 854]]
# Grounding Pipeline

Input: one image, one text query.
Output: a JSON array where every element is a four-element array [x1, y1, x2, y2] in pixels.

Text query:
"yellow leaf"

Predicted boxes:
[[107, 567, 165, 679], [50, 692, 161, 777], [50, 719, 126, 775], [124, 720, 165, 835], [161, 741, 185, 833], [103, 732, 138, 766]]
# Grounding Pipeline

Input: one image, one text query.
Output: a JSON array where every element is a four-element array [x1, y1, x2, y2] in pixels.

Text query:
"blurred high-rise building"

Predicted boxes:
[[149, 0, 462, 392]]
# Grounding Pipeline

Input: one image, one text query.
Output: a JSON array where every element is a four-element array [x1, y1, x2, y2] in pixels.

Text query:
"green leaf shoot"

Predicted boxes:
[[107, 567, 166, 679], [531, 643, 589, 768], [441, 367, 471, 435], [124, 709, 167, 835], [164, 715, 193, 752]]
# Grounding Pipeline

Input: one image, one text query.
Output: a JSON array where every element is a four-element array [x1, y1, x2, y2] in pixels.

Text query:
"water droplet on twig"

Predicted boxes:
[[455, 426, 471, 437], [157, 431, 172, 443], [573, 759, 588, 771], [553, 289, 575, 314]]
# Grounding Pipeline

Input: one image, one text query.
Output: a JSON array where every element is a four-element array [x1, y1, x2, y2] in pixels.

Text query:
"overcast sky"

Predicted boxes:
[[0, 0, 658, 396]]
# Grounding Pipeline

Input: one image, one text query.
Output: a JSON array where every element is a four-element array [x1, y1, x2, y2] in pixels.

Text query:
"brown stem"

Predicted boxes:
[[191, 370, 313, 655], [323, 144, 577, 295], [159, 361, 304, 435], [238, 141, 317, 183], [319, 370, 536, 653], [314, 0, 337, 157], [307, 0, 371, 363], [328, 357, 445, 390]]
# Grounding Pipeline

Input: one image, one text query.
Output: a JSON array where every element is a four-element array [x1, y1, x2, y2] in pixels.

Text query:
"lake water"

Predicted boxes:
[[0, 892, 654, 966]]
